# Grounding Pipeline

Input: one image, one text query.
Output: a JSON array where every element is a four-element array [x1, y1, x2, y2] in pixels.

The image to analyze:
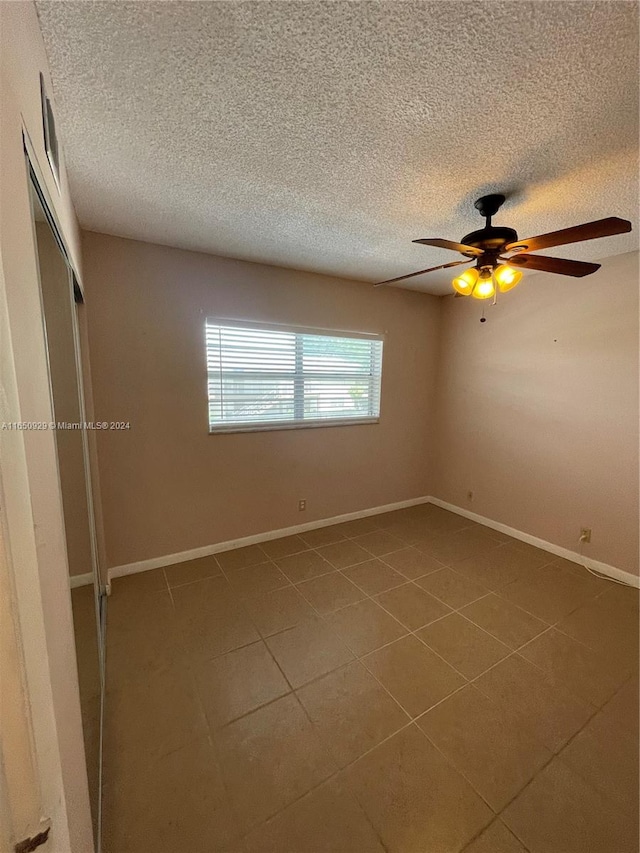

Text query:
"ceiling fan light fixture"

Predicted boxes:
[[495, 263, 522, 292], [375, 196, 631, 293], [452, 267, 479, 295], [471, 268, 495, 299]]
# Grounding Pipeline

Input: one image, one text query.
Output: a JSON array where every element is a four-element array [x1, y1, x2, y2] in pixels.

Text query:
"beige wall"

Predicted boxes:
[[81, 231, 441, 569], [433, 251, 639, 576], [0, 2, 93, 850]]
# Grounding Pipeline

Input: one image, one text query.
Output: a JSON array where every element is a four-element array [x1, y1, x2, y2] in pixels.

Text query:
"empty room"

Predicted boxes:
[[1, 2, 638, 852]]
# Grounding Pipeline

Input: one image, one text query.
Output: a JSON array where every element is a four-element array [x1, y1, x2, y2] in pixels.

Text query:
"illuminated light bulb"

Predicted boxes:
[[452, 267, 479, 295], [494, 264, 523, 293], [472, 268, 495, 299]]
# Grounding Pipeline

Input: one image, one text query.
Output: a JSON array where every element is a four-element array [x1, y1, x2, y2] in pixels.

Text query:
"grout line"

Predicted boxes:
[[195, 544, 419, 845], [163, 515, 608, 692], [105, 507, 632, 847]]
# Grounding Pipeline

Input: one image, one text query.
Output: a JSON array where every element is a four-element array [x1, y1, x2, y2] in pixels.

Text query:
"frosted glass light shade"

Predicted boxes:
[[452, 268, 479, 295]]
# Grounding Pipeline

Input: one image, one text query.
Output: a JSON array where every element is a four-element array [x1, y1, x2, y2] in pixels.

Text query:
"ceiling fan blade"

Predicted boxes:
[[505, 217, 631, 253], [412, 238, 483, 256], [507, 254, 601, 277], [374, 259, 472, 287]]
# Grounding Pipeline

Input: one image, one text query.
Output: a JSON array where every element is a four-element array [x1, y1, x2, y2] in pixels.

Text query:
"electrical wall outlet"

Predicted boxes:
[[580, 527, 592, 544], [298, 499, 306, 512]]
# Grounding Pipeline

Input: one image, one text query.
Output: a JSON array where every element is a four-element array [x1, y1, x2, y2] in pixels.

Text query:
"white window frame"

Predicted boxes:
[[205, 318, 384, 434]]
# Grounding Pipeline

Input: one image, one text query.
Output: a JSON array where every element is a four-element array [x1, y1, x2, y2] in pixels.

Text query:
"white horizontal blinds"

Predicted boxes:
[[206, 321, 383, 430], [300, 334, 381, 420]]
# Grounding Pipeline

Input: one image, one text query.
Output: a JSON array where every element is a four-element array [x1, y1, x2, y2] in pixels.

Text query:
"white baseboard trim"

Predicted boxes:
[[108, 495, 431, 581], [69, 572, 93, 589], [107, 493, 639, 588], [429, 497, 640, 588]]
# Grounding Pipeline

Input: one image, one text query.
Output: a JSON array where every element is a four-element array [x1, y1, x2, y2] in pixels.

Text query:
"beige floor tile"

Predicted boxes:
[[463, 820, 528, 853], [196, 641, 290, 728], [172, 576, 259, 661], [226, 561, 290, 598], [559, 702, 639, 816], [417, 613, 511, 679], [598, 582, 640, 613], [420, 507, 471, 533], [164, 555, 221, 587], [299, 526, 347, 547], [216, 694, 336, 832], [461, 593, 549, 649], [381, 546, 446, 579], [317, 539, 373, 569], [505, 540, 556, 562], [343, 558, 406, 595], [242, 586, 316, 637], [376, 582, 451, 630], [502, 759, 638, 853], [107, 589, 185, 687], [502, 539, 554, 562], [276, 549, 333, 583], [418, 685, 551, 811], [238, 777, 385, 853], [266, 617, 354, 687], [519, 627, 630, 706], [376, 506, 427, 526], [363, 634, 465, 717], [325, 599, 407, 656], [499, 563, 603, 623], [342, 725, 492, 853], [332, 517, 382, 537], [104, 665, 208, 774], [352, 530, 405, 557], [111, 566, 167, 597], [474, 654, 593, 752], [487, 527, 524, 544], [103, 737, 239, 853], [415, 568, 489, 609], [260, 534, 309, 559], [102, 515, 640, 853], [420, 527, 502, 565], [475, 527, 519, 545], [296, 571, 366, 613], [383, 518, 435, 545], [297, 661, 409, 768], [548, 556, 599, 577], [454, 545, 548, 589], [216, 544, 269, 572], [556, 590, 640, 665], [600, 675, 640, 733]]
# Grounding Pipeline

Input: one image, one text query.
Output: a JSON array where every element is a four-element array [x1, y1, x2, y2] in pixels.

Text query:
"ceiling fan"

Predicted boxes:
[[375, 194, 632, 299]]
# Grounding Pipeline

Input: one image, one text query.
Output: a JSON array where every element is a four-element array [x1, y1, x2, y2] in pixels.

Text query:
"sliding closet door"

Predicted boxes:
[[31, 185, 103, 847], [35, 220, 94, 579]]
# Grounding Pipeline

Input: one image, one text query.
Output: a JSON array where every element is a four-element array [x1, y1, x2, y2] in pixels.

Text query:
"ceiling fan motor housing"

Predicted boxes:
[[460, 226, 519, 256], [461, 195, 518, 260]]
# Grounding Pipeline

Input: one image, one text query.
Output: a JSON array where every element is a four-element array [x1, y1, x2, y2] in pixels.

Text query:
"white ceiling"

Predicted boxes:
[[36, 1, 638, 294]]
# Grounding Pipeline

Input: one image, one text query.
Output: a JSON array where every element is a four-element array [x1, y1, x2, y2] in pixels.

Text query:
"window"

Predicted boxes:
[[206, 320, 383, 433]]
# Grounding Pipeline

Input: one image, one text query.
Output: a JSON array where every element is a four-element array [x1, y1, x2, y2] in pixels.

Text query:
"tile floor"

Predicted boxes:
[[101, 504, 639, 853]]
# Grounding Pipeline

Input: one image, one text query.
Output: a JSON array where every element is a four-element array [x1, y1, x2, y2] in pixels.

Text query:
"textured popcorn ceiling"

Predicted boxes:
[[36, 1, 638, 294]]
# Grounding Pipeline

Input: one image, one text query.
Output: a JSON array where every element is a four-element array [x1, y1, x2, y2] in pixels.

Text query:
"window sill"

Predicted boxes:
[[209, 417, 380, 435]]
